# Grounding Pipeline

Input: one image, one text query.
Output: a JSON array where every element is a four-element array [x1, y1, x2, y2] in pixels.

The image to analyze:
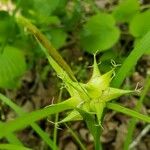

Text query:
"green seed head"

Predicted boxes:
[[59, 56, 133, 125]]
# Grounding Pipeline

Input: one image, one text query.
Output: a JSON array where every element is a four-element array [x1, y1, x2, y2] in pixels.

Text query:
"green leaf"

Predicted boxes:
[[48, 28, 67, 49], [112, 0, 140, 22], [0, 11, 11, 43], [106, 102, 150, 123], [33, 0, 60, 16], [111, 30, 150, 88], [129, 10, 150, 37], [0, 144, 31, 150], [77, 109, 102, 150], [0, 97, 76, 138], [17, 16, 76, 82], [0, 46, 26, 89], [80, 13, 120, 53], [0, 93, 59, 150]]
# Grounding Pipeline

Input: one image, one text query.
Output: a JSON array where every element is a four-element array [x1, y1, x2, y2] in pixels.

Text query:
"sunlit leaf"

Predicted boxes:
[[0, 46, 26, 88], [129, 10, 150, 37], [112, 0, 140, 22], [80, 13, 120, 53]]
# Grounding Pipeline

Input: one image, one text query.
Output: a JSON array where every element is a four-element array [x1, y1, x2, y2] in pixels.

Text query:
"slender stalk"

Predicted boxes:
[[123, 74, 150, 150], [65, 123, 86, 150], [53, 88, 63, 150]]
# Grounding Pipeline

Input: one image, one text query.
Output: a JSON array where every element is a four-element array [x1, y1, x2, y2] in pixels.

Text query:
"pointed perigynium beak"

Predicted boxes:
[[59, 56, 133, 125]]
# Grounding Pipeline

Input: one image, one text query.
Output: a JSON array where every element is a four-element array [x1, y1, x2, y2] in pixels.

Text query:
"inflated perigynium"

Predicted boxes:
[[59, 56, 133, 125]]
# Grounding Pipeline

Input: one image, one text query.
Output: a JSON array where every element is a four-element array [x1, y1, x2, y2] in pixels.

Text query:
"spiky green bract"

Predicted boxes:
[[17, 16, 133, 126], [59, 56, 133, 125]]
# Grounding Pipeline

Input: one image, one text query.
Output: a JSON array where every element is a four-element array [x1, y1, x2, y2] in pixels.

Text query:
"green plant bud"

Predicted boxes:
[[59, 56, 133, 125], [86, 69, 115, 99]]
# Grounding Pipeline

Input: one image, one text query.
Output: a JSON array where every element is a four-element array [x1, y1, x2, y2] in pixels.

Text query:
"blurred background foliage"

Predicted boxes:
[[0, 0, 149, 89]]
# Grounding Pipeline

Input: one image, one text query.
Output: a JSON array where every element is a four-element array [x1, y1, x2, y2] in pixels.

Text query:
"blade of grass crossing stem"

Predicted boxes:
[[65, 123, 86, 150], [112, 30, 150, 88], [0, 97, 76, 138], [16, 16, 76, 82], [0, 144, 31, 150], [0, 93, 59, 150], [123, 74, 150, 150], [106, 103, 150, 123], [0, 121, 23, 146]]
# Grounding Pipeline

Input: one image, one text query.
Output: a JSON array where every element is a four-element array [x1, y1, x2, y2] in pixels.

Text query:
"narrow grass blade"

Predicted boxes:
[[112, 30, 150, 87], [123, 74, 150, 150], [0, 93, 59, 150], [0, 121, 23, 146], [106, 102, 150, 123], [0, 144, 31, 150], [16, 16, 76, 81], [0, 97, 76, 138]]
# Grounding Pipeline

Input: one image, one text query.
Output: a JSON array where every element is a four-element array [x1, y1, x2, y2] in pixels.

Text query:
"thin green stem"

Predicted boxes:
[[65, 123, 86, 150], [53, 88, 63, 150], [123, 74, 150, 150]]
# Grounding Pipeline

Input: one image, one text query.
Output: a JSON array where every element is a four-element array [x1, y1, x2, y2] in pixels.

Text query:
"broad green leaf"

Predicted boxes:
[[48, 28, 67, 49], [129, 10, 150, 37], [80, 13, 120, 53], [33, 0, 60, 16], [112, 0, 140, 22], [0, 46, 26, 88]]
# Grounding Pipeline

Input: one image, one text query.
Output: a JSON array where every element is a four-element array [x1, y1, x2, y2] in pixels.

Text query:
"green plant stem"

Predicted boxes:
[[65, 123, 86, 150], [112, 30, 150, 88], [106, 102, 150, 123], [0, 97, 76, 138], [53, 88, 63, 150], [0, 93, 59, 150], [123, 74, 150, 150]]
